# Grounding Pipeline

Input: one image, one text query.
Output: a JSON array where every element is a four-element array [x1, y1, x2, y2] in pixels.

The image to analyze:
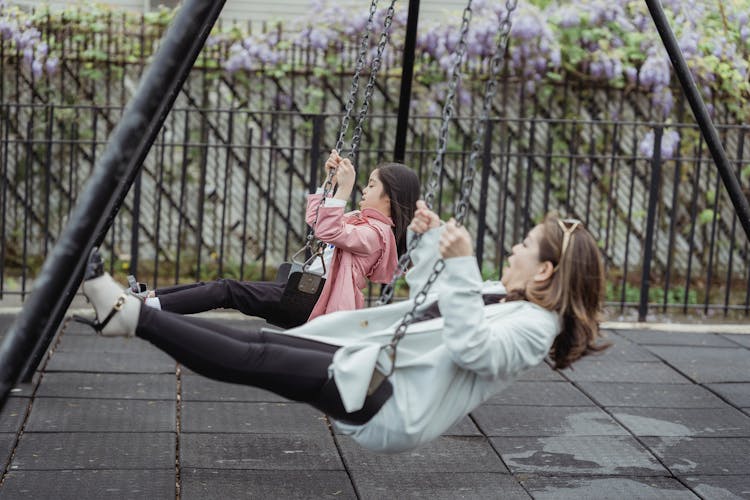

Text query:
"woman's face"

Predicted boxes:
[[501, 224, 550, 291], [359, 169, 390, 215]]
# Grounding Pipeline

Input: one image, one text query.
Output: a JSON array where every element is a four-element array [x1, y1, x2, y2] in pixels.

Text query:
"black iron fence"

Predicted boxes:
[[1, 98, 749, 318], [1, 7, 749, 319]]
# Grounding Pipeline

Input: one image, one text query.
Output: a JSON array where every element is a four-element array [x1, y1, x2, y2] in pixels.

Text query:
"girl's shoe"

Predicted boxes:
[[74, 248, 140, 337]]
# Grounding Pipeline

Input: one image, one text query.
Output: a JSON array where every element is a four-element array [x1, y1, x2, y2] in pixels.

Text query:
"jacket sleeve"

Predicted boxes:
[[309, 205, 383, 256], [436, 256, 559, 379]]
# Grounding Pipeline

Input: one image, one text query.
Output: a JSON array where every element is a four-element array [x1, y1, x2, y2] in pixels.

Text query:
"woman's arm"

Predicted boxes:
[[436, 222, 558, 378]]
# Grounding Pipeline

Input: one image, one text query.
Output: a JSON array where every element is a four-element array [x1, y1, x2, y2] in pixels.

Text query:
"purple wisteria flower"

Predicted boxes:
[[638, 129, 681, 160]]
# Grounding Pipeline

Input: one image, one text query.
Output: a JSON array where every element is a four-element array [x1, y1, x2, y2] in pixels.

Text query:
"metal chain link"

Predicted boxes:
[[381, 0, 518, 375], [348, 0, 397, 159], [302, 0, 380, 259], [334, 0, 379, 154], [377, 0, 474, 307]]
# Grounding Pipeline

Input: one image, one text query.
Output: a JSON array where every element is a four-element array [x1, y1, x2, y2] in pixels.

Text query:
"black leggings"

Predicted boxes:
[[136, 306, 391, 425], [155, 279, 309, 329]]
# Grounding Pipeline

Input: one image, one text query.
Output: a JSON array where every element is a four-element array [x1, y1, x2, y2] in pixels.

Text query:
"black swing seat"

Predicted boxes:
[[276, 246, 327, 321]]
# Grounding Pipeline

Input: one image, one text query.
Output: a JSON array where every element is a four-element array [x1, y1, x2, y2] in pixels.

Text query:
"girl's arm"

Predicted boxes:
[[311, 205, 384, 255]]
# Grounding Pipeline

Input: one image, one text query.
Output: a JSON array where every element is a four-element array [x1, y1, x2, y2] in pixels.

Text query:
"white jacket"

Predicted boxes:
[[281, 226, 561, 452]]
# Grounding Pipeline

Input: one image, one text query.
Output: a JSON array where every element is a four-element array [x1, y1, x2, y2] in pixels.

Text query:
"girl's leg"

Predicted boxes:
[[155, 279, 306, 328], [136, 306, 390, 424]]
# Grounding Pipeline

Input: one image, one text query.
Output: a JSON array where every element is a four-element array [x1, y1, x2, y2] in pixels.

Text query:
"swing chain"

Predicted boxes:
[[306, 0, 393, 261], [454, 0, 517, 225], [376, 1, 474, 307], [423, 3, 473, 210], [335, 0, 380, 154], [382, 0, 518, 374], [349, 0, 397, 159]]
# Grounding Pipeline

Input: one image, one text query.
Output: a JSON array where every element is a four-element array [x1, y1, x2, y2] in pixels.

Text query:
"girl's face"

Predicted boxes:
[[501, 224, 550, 291], [359, 169, 390, 216]]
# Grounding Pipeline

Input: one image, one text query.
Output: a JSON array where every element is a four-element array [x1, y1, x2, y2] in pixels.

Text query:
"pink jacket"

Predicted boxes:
[[305, 193, 398, 321]]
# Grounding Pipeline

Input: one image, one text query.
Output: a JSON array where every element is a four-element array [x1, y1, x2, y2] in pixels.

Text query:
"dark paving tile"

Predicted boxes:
[[0, 397, 28, 433], [6, 379, 37, 399], [180, 374, 286, 402], [444, 416, 482, 436], [486, 381, 594, 406], [517, 363, 565, 381], [353, 471, 530, 500], [25, 398, 175, 432], [615, 329, 738, 347], [472, 405, 628, 437], [0, 433, 16, 466], [46, 350, 175, 373], [578, 382, 728, 408], [338, 435, 507, 473], [519, 475, 698, 499], [180, 469, 356, 499], [682, 475, 750, 499], [0, 469, 174, 499], [36, 372, 175, 400], [707, 383, 750, 408], [642, 437, 750, 475], [646, 346, 750, 383], [722, 334, 750, 348], [180, 433, 342, 470], [561, 360, 692, 383], [180, 401, 328, 434], [492, 436, 667, 476], [588, 336, 662, 362], [55, 334, 157, 354], [612, 407, 750, 437], [11, 432, 175, 470]]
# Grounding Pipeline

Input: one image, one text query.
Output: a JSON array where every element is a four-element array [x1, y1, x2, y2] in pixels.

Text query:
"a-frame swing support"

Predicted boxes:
[[1, 0, 749, 411], [0, 0, 229, 408]]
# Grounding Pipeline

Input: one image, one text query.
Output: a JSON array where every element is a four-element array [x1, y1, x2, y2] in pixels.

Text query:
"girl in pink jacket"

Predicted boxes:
[[141, 150, 420, 328]]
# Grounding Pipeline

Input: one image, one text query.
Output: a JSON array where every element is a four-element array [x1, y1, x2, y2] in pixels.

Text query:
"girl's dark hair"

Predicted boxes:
[[523, 213, 609, 369], [374, 163, 420, 255]]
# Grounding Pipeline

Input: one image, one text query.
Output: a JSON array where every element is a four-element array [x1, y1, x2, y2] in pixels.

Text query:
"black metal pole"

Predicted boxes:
[[393, 0, 419, 162], [639, 127, 663, 321], [1, 0, 228, 405], [646, 0, 750, 240]]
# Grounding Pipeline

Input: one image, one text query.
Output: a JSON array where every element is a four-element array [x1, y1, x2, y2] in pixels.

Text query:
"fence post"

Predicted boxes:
[[639, 126, 663, 322], [309, 115, 323, 192], [475, 120, 493, 268], [1, 0, 229, 405], [393, 0, 419, 162]]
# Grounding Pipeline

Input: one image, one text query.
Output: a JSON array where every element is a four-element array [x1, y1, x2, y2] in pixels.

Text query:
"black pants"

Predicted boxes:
[[136, 306, 391, 425], [155, 279, 309, 329]]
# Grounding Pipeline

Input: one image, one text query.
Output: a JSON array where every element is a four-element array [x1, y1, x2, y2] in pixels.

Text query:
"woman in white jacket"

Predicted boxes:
[[79, 201, 608, 453]]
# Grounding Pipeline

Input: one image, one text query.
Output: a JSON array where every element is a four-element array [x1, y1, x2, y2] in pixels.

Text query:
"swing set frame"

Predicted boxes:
[[1, 0, 748, 412]]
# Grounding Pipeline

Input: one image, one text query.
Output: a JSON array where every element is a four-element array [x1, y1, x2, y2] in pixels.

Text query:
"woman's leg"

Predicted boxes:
[[154, 279, 306, 328], [136, 306, 391, 423]]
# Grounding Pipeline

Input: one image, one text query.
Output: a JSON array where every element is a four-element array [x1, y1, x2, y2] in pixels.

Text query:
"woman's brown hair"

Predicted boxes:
[[524, 213, 609, 369]]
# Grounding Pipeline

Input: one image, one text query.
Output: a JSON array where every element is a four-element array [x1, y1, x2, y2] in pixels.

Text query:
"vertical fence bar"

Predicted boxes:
[[394, 0, 420, 162], [0, 104, 7, 300], [130, 170, 142, 278], [684, 138, 703, 314], [724, 128, 745, 315], [4, 0, 229, 401], [475, 120, 493, 267], [639, 126, 663, 321]]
